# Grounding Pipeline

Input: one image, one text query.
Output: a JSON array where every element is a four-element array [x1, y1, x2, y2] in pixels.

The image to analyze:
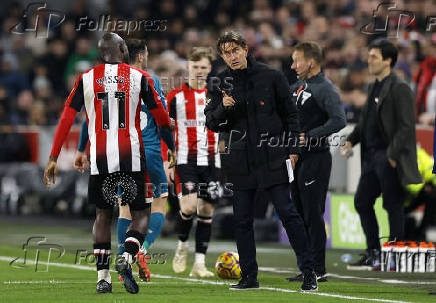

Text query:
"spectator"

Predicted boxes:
[[412, 42, 436, 116], [38, 39, 69, 96], [0, 54, 30, 98], [64, 37, 98, 83]]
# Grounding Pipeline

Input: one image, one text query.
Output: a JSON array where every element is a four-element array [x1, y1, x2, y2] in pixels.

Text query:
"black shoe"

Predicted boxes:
[[301, 271, 318, 291], [316, 272, 328, 282], [286, 273, 303, 282], [286, 272, 327, 282], [346, 250, 380, 271], [229, 278, 259, 290], [96, 279, 112, 293], [116, 257, 139, 294]]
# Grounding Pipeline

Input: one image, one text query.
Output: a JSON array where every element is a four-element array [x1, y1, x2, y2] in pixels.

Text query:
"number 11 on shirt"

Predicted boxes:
[[97, 91, 126, 130]]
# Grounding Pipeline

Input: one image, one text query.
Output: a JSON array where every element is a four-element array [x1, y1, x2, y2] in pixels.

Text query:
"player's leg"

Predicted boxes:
[[142, 147, 168, 252], [115, 171, 149, 294], [145, 197, 166, 250], [89, 174, 114, 293], [173, 192, 197, 273], [172, 164, 199, 273], [189, 165, 218, 278], [117, 193, 132, 256], [134, 170, 154, 281], [189, 198, 214, 277]]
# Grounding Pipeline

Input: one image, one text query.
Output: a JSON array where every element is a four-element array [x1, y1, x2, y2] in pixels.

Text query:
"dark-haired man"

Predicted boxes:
[[287, 42, 346, 282], [205, 31, 317, 291], [342, 38, 421, 270]]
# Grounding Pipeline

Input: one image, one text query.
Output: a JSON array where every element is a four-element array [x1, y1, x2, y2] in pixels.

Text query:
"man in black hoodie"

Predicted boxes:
[[205, 31, 317, 291]]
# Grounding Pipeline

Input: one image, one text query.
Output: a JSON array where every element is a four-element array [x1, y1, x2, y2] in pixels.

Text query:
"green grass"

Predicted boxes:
[[0, 220, 436, 302]]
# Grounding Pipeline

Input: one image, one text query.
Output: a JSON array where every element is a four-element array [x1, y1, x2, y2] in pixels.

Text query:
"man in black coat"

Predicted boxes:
[[205, 31, 317, 291], [342, 39, 421, 269]]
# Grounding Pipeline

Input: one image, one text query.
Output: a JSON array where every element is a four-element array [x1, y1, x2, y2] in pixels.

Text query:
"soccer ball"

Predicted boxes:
[[215, 251, 241, 279]]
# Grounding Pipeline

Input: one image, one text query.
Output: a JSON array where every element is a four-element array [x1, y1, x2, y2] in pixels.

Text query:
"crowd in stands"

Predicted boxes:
[[0, 0, 435, 127]]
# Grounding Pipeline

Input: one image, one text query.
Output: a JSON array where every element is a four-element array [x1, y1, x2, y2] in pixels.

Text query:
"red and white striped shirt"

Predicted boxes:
[[167, 83, 220, 167], [50, 63, 170, 175]]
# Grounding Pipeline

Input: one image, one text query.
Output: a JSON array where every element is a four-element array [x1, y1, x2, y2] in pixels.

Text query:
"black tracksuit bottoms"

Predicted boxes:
[[232, 183, 314, 280], [292, 150, 332, 275]]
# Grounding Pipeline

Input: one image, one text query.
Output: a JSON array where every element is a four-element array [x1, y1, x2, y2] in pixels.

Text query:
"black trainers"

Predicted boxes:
[[286, 273, 304, 282], [346, 250, 381, 271], [301, 271, 318, 291], [116, 257, 139, 294], [229, 278, 259, 290], [286, 272, 327, 282], [96, 279, 112, 293]]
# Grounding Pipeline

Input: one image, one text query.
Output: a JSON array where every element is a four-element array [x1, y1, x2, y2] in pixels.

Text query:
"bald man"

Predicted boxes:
[[44, 33, 171, 294]]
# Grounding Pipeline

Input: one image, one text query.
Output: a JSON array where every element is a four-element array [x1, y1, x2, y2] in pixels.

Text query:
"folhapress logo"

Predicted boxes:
[[10, 2, 66, 38], [360, 2, 415, 38]]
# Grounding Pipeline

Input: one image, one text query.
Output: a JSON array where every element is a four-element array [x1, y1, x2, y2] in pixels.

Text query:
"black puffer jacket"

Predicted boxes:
[[205, 56, 300, 190]]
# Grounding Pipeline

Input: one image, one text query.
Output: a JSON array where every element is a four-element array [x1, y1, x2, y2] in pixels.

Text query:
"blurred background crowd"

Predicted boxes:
[[0, 0, 434, 239], [0, 0, 435, 133]]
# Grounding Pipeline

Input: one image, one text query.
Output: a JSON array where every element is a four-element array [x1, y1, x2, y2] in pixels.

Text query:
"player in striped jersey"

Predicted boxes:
[[73, 39, 175, 282], [43, 33, 171, 294], [168, 47, 220, 278]]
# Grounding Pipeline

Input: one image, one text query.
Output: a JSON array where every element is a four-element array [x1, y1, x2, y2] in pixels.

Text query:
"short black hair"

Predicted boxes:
[[293, 41, 324, 64], [216, 31, 247, 55], [368, 38, 398, 68], [126, 39, 146, 64]]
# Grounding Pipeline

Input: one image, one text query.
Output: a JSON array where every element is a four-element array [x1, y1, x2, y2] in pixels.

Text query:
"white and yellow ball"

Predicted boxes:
[[215, 251, 241, 279]]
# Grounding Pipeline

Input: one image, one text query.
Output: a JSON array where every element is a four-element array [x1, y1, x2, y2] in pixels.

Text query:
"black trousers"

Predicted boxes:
[[291, 150, 332, 274], [354, 149, 404, 250], [232, 183, 314, 280]]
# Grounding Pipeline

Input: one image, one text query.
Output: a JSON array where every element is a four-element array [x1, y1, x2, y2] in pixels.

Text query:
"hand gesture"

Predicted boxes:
[[221, 90, 235, 108]]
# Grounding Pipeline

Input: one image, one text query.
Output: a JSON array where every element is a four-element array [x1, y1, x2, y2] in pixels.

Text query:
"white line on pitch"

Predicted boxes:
[[0, 256, 413, 303], [258, 266, 436, 285]]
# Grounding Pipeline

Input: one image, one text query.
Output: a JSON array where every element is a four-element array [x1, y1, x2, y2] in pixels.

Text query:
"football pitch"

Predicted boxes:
[[1, 218, 436, 303]]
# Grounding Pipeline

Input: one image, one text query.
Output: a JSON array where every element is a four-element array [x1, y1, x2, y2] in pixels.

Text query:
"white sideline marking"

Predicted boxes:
[[3, 280, 205, 285], [0, 256, 412, 303], [259, 266, 436, 285]]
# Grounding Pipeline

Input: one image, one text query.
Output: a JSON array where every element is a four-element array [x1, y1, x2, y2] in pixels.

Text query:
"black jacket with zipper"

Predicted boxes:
[[205, 56, 300, 190]]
